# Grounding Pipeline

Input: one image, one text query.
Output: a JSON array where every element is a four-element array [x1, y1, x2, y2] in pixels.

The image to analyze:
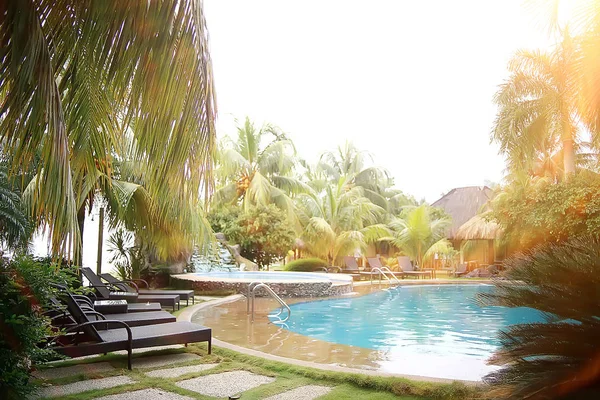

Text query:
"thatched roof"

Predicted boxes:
[[431, 186, 493, 239], [454, 214, 502, 240]]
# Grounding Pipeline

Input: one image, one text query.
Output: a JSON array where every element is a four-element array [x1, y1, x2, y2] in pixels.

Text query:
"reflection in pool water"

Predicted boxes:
[[193, 284, 544, 381]]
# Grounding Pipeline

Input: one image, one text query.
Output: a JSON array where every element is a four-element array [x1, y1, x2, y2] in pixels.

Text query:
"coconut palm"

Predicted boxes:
[[388, 204, 452, 269], [481, 235, 600, 399], [0, 163, 30, 251], [297, 177, 390, 265], [492, 33, 581, 179], [213, 117, 309, 216], [0, 0, 216, 259], [317, 141, 398, 210]]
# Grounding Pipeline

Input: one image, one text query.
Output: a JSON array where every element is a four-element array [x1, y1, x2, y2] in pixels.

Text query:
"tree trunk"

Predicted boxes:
[[562, 120, 576, 176], [74, 204, 86, 267]]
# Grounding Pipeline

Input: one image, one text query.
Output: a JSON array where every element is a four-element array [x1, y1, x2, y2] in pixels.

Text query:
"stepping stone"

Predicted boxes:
[[265, 385, 333, 400], [133, 353, 201, 369], [33, 362, 114, 380], [94, 388, 194, 400], [176, 371, 275, 398], [145, 363, 218, 378], [33, 376, 134, 398]]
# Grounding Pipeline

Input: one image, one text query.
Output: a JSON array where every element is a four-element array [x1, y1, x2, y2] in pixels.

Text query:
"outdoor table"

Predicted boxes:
[[94, 299, 128, 314]]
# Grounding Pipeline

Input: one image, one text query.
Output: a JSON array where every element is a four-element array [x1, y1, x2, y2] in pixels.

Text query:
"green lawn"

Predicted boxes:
[[35, 344, 482, 400]]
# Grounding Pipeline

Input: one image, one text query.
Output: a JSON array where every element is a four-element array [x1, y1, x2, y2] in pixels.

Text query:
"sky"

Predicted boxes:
[[203, 0, 555, 202]]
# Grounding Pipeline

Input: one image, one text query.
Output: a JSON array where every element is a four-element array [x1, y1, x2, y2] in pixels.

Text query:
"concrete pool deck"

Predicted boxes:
[[180, 281, 495, 384]]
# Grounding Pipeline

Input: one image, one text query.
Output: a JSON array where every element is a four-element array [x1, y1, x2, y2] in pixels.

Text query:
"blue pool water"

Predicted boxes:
[[273, 285, 545, 380]]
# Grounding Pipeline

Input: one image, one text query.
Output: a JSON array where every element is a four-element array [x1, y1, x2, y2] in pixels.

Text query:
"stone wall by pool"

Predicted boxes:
[[171, 273, 353, 297]]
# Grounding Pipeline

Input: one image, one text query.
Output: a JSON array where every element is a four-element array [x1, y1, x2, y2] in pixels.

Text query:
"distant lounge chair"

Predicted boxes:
[[397, 256, 431, 279], [81, 268, 180, 311], [340, 256, 362, 280], [49, 291, 211, 369], [452, 263, 469, 277], [100, 273, 195, 306]]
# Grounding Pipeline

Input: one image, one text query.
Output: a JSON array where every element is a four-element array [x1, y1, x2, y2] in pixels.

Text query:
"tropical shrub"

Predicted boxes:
[[490, 172, 600, 253], [0, 257, 77, 398], [236, 205, 296, 269], [108, 229, 146, 280], [209, 205, 295, 269], [481, 235, 600, 399], [283, 257, 328, 272]]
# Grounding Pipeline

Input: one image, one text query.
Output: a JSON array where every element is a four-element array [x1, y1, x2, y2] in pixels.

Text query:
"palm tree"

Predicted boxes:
[[481, 235, 600, 399], [213, 117, 309, 217], [297, 177, 390, 265], [492, 33, 581, 179], [0, 163, 30, 251], [0, 1, 216, 260], [388, 204, 452, 269]]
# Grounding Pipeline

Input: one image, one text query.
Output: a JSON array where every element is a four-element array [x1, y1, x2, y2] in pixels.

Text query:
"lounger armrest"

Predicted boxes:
[[83, 311, 107, 321], [129, 279, 149, 288], [48, 320, 132, 345], [72, 294, 94, 307]]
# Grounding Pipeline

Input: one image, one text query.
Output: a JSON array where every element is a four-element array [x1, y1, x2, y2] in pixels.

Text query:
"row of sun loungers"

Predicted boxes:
[[46, 271, 210, 370]]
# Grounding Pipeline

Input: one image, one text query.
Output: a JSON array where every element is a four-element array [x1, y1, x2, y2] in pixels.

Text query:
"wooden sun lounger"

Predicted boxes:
[[50, 292, 211, 369], [101, 273, 195, 305], [82, 268, 181, 311]]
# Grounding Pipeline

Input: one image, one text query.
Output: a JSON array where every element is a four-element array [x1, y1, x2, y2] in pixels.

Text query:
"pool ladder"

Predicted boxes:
[[371, 267, 402, 287], [247, 281, 291, 324]]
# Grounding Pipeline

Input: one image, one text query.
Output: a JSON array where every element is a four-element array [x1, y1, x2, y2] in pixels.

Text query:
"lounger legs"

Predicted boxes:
[[127, 348, 132, 370], [208, 339, 211, 355]]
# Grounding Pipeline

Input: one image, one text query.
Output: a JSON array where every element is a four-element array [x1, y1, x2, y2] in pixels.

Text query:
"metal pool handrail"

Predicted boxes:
[[379, 266, 402, 286], [371, 267, 400, 287], [246, 282, 291, 324]]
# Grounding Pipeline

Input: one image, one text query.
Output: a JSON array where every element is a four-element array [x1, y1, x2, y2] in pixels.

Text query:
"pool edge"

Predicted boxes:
[[180, 294, 483, 385]]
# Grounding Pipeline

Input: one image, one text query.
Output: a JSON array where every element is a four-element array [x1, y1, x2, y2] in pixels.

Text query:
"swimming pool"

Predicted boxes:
[[271, 284, 544, 380]]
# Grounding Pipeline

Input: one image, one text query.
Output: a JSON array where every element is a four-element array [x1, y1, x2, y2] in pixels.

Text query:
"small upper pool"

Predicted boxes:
[[172, 271, 354, 297], [272, 284, 545, 380]]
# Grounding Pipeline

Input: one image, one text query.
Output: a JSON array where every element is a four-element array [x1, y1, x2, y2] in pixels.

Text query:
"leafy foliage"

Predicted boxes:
[[107, 229, 145, 280], [297, 177, 391, 265], [0, 0, 216, 258], [481, 235, 600, 399], [0, 257, 78, 398], [283, 257, 328, 272], [490, 171, 600, 253], [208, 204, 295, 269], [388, 205, 452, 268], [0, 164, 31, 251]]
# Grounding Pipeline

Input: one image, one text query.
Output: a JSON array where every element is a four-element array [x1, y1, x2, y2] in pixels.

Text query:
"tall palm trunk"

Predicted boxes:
[[74, 205, 85, 267], [562, 117, 576, 176]]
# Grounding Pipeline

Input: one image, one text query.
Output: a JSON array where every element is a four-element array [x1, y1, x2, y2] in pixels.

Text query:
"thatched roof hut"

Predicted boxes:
[[431, 186, 493, 239], [454, 214, 502, 241]]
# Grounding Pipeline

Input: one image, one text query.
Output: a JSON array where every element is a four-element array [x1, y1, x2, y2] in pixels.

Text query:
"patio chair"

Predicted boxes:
[[340, 256, 362, 280], [49, 291, 211, 369], [49, 298, 176, 328], [452, 263, 469, 277], [397, 256, 431, 279], [366, 257, 402, 278], [100, 273, 195, 305], [81, 268, 180, 311]]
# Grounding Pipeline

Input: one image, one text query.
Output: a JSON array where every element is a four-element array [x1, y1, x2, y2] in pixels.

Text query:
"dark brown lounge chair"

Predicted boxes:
[[71, 293, 162, 313], [397, 256, 431, 279], [340, 256, 362, 280], [452, 263, 469, 277], [82, 268, 180, 311], [100, 273, 195, 306], [50, 292, 211, 369]]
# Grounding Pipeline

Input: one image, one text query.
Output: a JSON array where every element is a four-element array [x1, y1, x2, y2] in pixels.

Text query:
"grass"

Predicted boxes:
[[35, 343, 483, 400]]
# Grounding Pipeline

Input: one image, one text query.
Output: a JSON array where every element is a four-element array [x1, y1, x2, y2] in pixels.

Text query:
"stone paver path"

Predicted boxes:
[[33, 376, 134, 398], [133, 353, 201, 369], [33, 362, 115, 380], [145, 363, 219, 378], [94, 388, 194, 400], [264, 385, 333, 400], [176, 370, 276, 398]]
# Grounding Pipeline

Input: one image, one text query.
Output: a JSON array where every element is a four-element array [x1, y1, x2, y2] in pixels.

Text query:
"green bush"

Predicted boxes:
[[283, 257, 328, 272], [0, 257, 78, 398]]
